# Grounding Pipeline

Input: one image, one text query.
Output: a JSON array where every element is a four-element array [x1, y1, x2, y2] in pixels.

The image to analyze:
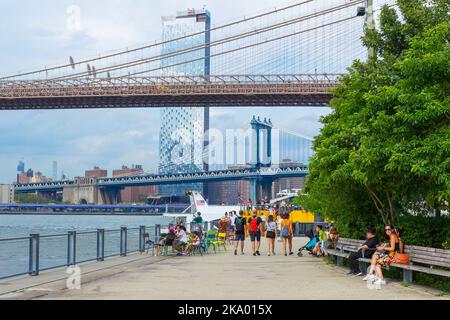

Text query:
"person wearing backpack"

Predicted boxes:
[[247, 210, 263, 256], [234, 210, 247, 255], [281, 213, 293, 256]]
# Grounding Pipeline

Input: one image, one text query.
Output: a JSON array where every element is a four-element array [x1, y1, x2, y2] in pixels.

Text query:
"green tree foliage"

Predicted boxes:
[[298, 0, 449, 234]]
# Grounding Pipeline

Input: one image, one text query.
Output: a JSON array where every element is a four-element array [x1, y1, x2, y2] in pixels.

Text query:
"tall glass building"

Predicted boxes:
[[276, 130, 314, 165], [159, 9, 211, 196]]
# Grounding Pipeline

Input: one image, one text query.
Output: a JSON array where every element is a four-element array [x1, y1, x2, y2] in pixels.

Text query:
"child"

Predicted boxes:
[[185, 231, 200, 255]]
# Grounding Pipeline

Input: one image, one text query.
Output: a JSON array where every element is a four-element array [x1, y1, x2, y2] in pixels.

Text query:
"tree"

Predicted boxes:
[[298, 0, 449, 229]]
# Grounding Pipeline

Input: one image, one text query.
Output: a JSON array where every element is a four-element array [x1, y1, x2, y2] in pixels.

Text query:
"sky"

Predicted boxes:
[[0, 0, 342, 183]]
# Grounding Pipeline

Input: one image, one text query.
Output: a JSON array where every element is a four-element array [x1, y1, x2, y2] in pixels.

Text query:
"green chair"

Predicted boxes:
[[205, 230, 218, 254], [212, 232, 227, 252]]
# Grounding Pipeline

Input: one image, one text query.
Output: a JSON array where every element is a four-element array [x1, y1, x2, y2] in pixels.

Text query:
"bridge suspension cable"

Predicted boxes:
[[0, 0, 317, 80], [48, 0, 363, 81], [1, 0, 365, 81]]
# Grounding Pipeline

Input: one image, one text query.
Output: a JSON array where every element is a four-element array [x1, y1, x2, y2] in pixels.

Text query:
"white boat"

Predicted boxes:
[[163, 191, 242, 224]]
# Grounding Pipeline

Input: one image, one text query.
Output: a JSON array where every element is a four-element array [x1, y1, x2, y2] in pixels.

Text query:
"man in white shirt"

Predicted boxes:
[[174, 225, 188, 255]]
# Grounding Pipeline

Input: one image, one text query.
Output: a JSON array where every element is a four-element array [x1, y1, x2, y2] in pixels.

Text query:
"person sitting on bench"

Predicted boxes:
[[363, 225, 402, 285], [347, 227, 379, 276]]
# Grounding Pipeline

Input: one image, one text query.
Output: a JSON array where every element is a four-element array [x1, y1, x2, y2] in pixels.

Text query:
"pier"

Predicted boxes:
[[0, 237, 447, 300]]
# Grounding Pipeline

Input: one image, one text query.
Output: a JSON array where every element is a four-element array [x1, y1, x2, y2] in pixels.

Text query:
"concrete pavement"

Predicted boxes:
[[0, 237, 447, 300]]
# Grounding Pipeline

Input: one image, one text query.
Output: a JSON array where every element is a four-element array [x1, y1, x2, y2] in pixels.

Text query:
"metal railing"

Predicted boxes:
[[0, 224, 168, 280]]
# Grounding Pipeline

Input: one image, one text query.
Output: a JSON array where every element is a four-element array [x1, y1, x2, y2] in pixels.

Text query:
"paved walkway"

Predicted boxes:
[[0, 238, 447, 300]]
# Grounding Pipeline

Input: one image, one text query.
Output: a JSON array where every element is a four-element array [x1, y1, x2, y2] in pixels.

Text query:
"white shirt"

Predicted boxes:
[[267, 221, 277, 232], [177, 229, 187, 243]]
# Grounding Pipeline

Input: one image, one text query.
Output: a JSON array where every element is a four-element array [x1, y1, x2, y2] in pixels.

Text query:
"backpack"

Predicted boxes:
[[250, 217, 259, 232], [281, 221, 290, 238], [235, 217, 245, 232]]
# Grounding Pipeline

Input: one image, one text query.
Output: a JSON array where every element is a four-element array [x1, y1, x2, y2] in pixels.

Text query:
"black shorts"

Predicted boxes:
[[250, 231, 261, 242], [266, 231, 276, 239], [235, 232, 245, 241]]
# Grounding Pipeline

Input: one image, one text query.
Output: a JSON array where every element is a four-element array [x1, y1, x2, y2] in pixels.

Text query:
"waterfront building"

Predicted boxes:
[[207, 165, 252, 205], [0, 184, 15, 204], [85, 166, 107, 178], [158, 8, 211, 197], [112, 165, 158, 203]]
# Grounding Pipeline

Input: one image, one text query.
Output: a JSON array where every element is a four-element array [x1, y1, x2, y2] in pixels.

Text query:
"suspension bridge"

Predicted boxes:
[[0, 0, 382, 110]]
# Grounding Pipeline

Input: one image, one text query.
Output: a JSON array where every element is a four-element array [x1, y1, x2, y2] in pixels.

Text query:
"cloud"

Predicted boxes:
[[126, 130, 145, 137]]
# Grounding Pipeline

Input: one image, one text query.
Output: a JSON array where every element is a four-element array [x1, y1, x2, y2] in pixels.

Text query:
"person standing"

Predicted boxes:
[[248, 210, 262, 256], [281, 213, 293, 256], [276, 213, 283, 242], [265, 215, 277, 256], [347, 227, 379, 276], [192, 212, 204, 235], [234, 210, 247, 255], [246, 198, 253, 211]]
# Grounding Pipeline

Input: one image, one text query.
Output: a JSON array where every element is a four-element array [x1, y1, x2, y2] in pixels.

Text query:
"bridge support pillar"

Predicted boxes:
[[259, 179, 273, 203], [249, 177, 274, 206], [37, 191, 58, 201], [249, 178, 257, 206], [99, 188, 123, 205]]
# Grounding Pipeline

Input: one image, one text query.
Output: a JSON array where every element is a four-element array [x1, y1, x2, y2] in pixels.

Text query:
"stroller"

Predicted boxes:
[[297, 229, 319, 257]]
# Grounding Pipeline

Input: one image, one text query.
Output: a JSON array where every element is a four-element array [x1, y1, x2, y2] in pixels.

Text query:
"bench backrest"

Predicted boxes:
[[405, 245, 450, 268], [336, 238, 450, 268], [336, 238, 364, 251]]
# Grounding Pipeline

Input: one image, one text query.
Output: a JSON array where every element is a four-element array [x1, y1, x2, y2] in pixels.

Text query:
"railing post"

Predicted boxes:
[[67, 231, 76, 266], [139, 226, 146, 253], [97, 229, 105, 261], [120, 227, 127, 257], [29, 234, 40, 276], [154, 224, 161, 244]]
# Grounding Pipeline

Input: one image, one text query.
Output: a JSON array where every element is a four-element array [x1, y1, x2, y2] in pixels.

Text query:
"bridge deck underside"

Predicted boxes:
[[0, 93, 332, 109]]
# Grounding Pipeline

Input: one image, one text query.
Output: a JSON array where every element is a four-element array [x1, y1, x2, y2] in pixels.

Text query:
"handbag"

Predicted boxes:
[[393, 253, 410, 264]]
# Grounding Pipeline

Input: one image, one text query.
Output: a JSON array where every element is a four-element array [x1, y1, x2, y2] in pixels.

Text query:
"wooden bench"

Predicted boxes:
[[325, 237, 450, 283]]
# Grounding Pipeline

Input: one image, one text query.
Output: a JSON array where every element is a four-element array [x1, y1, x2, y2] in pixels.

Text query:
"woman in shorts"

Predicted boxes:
[[265, 215, 277, 256]]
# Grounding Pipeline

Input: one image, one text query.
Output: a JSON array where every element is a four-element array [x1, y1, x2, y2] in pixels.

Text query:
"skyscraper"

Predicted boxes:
[[52, 161, 58, 181], [159, 9, 211, 196]]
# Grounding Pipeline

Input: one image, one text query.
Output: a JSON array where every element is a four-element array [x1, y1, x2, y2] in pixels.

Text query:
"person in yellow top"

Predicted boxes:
[[280, 213, 294, 256]]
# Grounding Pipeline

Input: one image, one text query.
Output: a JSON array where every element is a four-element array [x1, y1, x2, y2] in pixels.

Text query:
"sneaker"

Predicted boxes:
[[347, 271, 356, 276], [176, 253, 183, 256], [353, 272, 364, 277], [373, 279, 386, 285], [256, 251, 261, 256], [289, 252, 294, 256], [253, 253, 257, 256], [362, 274, 376, 282], [234, 249, 237, 256]]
